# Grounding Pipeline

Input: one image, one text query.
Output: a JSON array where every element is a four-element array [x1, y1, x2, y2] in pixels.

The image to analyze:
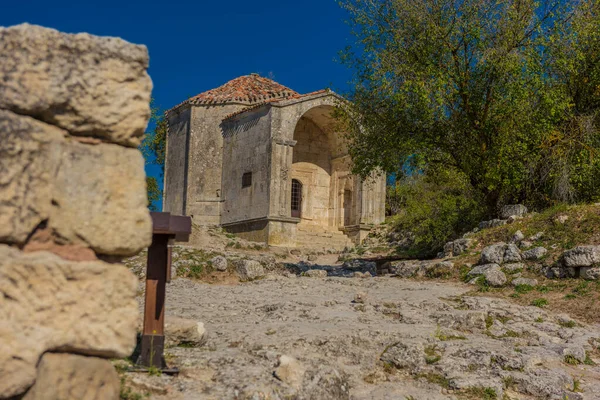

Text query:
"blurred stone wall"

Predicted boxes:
[[0, 23, 152, 399]]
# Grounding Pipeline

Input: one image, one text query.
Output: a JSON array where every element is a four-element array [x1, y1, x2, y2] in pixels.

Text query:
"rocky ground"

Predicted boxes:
[[120, 253, 600, 400]]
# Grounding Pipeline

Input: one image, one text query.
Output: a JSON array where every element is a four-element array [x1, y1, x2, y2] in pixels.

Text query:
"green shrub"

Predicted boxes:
[[388, 168, 486, 258]]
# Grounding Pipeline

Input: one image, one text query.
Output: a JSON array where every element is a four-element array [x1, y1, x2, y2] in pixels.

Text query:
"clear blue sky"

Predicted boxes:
[[2, 0, 355, 209]]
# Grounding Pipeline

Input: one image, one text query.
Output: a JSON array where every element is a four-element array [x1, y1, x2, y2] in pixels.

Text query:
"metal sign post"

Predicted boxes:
[[138, 212, 191, 371]]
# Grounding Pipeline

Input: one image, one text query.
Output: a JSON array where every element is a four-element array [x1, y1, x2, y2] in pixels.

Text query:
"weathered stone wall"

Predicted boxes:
[[0, 24, 152, 399], [164, 106, 191, 215], [221, 107, 273, 225], [186, 104, 244, 224]]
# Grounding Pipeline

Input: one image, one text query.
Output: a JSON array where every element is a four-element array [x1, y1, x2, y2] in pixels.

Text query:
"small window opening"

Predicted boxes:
[[242, 172, 252, 188]]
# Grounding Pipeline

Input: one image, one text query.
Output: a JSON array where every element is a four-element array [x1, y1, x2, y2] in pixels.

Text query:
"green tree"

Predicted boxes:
[[140, 99, 167, 210], [337, 0, 598, 214]]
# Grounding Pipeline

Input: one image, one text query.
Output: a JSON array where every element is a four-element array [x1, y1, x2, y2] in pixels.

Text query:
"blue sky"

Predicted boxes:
[[3, 0, 354, 209]]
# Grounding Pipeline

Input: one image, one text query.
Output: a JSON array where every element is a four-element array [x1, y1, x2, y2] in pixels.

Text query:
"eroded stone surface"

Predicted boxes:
[[0, 23, 152, 147], [563, 246, 600, 268], [134, 274, 600, 400], [0, 110, 151, 255], [0, 246, 138, 398], [22, 353, 120, 400]]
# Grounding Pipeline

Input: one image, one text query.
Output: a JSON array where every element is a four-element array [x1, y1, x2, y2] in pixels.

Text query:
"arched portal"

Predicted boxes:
[[290, 105, 350, 228]]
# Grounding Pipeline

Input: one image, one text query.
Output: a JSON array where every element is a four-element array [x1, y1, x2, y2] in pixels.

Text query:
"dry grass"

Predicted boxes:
[[471, 278, 600, 323]]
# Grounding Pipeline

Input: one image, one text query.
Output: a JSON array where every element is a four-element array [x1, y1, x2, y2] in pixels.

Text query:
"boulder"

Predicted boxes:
[[389, 260, 422, 278], [22, 353, 120, 400], [0, 246, 138, 398], [580, 267, 600, 280], [164, 316, 207, 347], [453, 238, 474, 256], [0, 110, 152, 256], [0, 24, 152, 147], [354, 292, 368, 304], [510, 230, 525, 243], [500, 204, 528, 219], [211, 256, 228, 272], [468, 263, 501, 277], [235, 259, 265, 281], [519, 240, 533, 249], [503, 263, 525, 273], [522, 247, 548, 260], [483, 268, 507, 287], [480, 243, 507, 265], [479, 219, 507, 230], [504, 244, 522, 263], [443, 241, 455, 257], [274, 355, 305, 389], [562, 246, 600, 267], [304, 269, 328, 278], [512, 277, 538, 287]]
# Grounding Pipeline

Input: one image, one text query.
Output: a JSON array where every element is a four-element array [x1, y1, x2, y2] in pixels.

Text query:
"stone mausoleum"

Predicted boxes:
[[163, 74, 385, 248]]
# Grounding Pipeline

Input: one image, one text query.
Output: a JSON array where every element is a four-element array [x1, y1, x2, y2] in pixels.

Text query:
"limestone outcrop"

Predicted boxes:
[[0, 23, 152, 400]]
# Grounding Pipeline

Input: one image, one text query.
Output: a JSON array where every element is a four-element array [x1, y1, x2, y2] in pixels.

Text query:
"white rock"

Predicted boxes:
[[484, 268, 507, 287], [500, 204, 528, 219], [274, 355, 305, 389], [522, 247, 548, 260], [164, 316, 207, 347], [480, 243, 507, 264], [211, 256, 228, 272], [235, 260, 265, 281], [304, 269, 328, 278], [562, 246, 600, 267]]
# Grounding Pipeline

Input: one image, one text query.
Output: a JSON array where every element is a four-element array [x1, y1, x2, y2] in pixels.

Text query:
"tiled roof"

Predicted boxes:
[[166, 74, 299, 114], [222, 89, 331, 120]]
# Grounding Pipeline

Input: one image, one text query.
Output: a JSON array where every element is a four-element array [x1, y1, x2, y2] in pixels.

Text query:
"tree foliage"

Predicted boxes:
[[140, 99, 167, 210], [337, 0, 600, 214]]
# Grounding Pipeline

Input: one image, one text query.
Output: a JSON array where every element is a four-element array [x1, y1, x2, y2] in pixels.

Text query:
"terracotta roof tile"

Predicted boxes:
[[166, 74, 299, 114], [222, 89, 331, 120]]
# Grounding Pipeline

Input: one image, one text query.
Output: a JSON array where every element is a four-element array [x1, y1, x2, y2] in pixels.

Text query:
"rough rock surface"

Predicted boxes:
[[504, 243, 522, 263], [0, 24, 152, 147], [480, 243, 507, 264], [581, 267, 600, 281], [274, 355, 305, 389], [500, 204, 528, 219], [512, 277, 539, 287], [22, 353, 120, 400], [235, 259, 265, 281], [0, 110, 152, 255], [304, 269, 328, 278], [483, 267, 507, 287], [132, 275, 600, 400], [563, 246, 600, 267], [210, 256, 228, 272], [0, 246, 138, 398], [164, 316, 207, 348], [522, 247, 548, 261]]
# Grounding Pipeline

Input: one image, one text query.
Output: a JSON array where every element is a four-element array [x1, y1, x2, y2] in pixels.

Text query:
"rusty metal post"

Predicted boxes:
[[138, 212, 191, 370]]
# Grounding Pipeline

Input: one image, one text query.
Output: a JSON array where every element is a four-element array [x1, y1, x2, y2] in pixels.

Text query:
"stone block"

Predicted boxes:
[[235, 259, 265, 281], [500, 204, 528, 219], [164, 316, 207, 348], [0, 110, 151, 256], [22, 353, 120, 400], [562, 246, 600, 267], [480, 243, 506, 264], [0, 246, 138, 398], [0, 23, 152, 147]]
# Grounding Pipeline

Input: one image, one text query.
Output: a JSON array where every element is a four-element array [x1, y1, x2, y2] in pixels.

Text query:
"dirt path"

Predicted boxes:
[[127, 273, 600, 400]]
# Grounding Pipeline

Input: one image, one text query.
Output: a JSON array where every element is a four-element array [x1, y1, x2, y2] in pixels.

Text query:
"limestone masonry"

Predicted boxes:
[[0, 24, 152, 399], [164, 74, 385, 248]]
